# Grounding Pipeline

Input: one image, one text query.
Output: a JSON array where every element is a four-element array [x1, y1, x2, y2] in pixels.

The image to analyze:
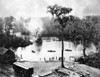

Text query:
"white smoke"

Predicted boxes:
[[27, 18, 43, 33]]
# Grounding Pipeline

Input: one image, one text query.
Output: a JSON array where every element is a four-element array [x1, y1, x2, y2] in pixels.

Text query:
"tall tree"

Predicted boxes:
[[81, 17, 100, 57], [48, 4, 72, 68], [0, 18, 5, 47], [0, 18, 4, 33], [4, 16, 15, 35], [71, 16, 100, 58]]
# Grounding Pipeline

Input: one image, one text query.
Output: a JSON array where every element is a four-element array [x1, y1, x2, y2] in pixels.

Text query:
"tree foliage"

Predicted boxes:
[[41, 12, 100, 57], [47, 4, 72, 68], [0, 18, 4, 33], [0, 16, 32, 49]]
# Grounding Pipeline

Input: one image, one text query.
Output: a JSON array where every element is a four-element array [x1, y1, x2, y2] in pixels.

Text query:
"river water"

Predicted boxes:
[[15, 40, 96, 61]]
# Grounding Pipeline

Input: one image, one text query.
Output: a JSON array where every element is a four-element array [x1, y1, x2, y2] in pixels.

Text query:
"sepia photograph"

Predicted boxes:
[[0, 0, 100, 77]]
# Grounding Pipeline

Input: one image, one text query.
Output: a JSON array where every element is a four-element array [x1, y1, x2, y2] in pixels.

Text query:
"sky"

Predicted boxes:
[[0, 0, 100, 18], [0, 0, 100, 32]]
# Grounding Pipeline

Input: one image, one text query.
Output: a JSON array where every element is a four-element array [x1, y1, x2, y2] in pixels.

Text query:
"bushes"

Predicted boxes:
[[85, 53, 100, 69], [76, 53, 100, 69], [35, 37, 42, 46], [75, 57, 87, 64], [0, 35, 32, 49]]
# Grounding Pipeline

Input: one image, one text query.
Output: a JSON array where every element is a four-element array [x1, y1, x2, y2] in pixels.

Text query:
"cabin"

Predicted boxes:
[[13, 61, 34, 77], [0, 48, 16, 63]]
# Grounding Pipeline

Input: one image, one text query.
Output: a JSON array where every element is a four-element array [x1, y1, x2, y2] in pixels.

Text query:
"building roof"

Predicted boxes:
[[0, 48, 8, 55], [13, 61, 35, 69]]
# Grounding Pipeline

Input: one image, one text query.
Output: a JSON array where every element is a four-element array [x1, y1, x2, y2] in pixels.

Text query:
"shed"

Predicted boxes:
[[13, 61, 34, 77], [0, 48, 16, 63]]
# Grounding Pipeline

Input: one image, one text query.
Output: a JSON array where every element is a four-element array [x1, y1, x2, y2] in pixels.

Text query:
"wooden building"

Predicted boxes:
[[13, 61, 34, 77], [0, 48, 16, 63]]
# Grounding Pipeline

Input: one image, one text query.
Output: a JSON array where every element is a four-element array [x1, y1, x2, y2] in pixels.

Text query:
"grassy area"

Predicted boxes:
[[32, 61, 100, 77], [1, 61, 100, 77]]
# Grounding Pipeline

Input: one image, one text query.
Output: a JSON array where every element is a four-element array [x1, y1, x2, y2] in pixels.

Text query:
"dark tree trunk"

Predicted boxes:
[[61, 38, 65, 68], [61, 28, 65, 68], [82, 39, 87, 58], [83, 46, 86, 58]]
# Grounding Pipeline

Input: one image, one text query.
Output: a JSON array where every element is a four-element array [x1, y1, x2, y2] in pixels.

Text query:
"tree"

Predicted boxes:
[[0, 18, 4, 33], [41, 17, 60, 37], [42, 12, 100, 60], [71, 16, 100, 58], [0, 18, 5, 47], [48, 4, 72, 68], [81, 16, 100, 58], [4, 16, 15, 35], [2, 16, 32, 49]]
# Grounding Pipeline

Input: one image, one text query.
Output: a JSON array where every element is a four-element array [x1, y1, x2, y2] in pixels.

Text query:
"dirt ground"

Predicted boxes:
[[0, 61, 100, 77]]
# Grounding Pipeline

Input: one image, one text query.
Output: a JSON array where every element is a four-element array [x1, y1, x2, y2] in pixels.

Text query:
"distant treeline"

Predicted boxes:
[[0, 16, 32, 49], [41, 15, 100, 44]]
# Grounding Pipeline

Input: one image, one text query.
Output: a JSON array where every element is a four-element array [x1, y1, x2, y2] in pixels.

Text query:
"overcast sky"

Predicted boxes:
[[0, 0, 100, 32], [0, 0, 100, 19]]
